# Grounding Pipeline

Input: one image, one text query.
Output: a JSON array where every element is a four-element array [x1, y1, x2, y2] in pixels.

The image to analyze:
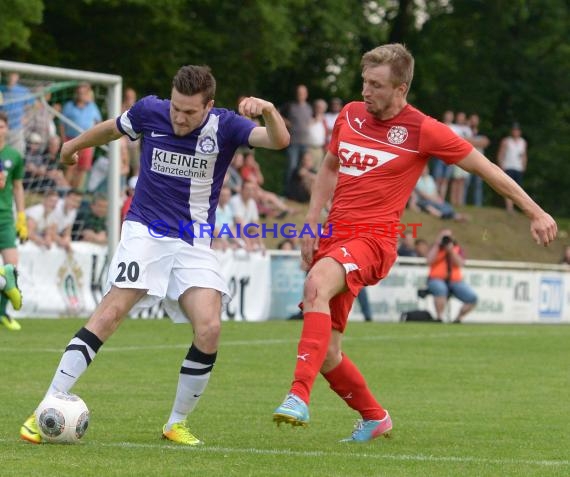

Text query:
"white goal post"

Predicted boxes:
[[0, 59, 122, 255]]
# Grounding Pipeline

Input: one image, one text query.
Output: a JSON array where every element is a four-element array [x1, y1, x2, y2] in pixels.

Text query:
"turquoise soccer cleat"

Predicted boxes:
[[340, 411, 392, 442], [273, 393, 310, 427]]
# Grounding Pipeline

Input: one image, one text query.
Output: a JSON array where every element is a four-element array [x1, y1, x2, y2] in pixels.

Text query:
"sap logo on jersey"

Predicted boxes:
[[151, 148, 210, 179], [338, 141, 398, 176]]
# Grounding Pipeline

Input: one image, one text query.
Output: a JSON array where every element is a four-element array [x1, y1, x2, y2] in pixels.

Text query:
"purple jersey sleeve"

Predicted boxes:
[[116, 96, 161, 140]]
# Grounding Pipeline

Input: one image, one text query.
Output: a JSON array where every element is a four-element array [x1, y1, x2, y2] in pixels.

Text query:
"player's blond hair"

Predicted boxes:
[[360, 43, 414, 92]]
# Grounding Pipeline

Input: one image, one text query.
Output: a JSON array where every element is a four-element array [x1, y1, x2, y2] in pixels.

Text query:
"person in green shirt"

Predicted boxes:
[[0, 112, 26, 330]]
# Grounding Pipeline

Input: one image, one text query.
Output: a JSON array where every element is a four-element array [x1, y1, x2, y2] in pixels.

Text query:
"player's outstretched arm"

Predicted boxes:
[[456, 149, 557, 246], [60, 119, 123, 166], [239, 97, 290, 150]]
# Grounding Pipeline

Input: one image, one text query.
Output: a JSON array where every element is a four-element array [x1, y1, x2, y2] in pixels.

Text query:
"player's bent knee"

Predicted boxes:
[[193, 319, 221, 349], [303, 273, 336, 305]]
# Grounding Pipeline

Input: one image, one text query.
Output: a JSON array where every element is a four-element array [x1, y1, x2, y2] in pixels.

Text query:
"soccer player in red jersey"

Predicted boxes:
[[273, 43, 557, 442]]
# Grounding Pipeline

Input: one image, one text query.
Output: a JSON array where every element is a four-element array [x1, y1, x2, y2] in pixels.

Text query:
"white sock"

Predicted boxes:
[[45, 327, 103, 398], [166, 344, 216, 428]]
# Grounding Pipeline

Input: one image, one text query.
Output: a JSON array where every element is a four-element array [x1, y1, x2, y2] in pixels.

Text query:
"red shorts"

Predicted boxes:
[[308, 236, 397, 332], [65, 137, 95, 171]]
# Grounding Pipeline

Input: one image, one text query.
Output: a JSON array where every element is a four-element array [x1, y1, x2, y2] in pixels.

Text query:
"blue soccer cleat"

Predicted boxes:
[[273, 393, 309, 427], [340, 411, 392, 442]]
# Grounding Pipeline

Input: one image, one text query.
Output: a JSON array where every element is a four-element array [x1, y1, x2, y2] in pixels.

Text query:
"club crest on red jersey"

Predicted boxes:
[[387, 126, 408, 144], [338, 141, 398, 176]]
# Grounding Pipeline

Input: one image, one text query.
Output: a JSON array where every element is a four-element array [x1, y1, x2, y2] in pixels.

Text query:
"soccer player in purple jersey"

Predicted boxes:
[[20, 65, 289, 445]]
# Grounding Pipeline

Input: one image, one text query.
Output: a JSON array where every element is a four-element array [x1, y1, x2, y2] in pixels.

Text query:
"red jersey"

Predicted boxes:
[[326, 102, 473, 244]]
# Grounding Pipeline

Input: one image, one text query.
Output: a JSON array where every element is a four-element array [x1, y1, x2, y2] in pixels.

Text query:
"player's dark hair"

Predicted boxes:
[[0, 111, 9, 126], [172, 65, 216, 105]]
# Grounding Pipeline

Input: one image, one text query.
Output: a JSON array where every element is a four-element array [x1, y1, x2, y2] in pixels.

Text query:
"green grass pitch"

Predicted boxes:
[[1, 319, 569, 477]]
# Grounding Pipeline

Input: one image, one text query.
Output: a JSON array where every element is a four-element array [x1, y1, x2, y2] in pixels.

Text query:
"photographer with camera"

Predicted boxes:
[[426, 229, 477, 323]]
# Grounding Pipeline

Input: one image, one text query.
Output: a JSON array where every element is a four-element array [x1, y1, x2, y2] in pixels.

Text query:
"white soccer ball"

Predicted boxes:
[[36, 392, 90, 444]]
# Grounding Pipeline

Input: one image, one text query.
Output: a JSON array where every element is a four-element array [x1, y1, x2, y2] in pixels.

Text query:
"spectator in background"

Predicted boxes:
[[448, 111, 472, 206], [26, 90, 57, 152], [240, 151, 294, 218], [0, 73, 34, 155], [288, 151, 318, 203], [121, 176, 137, 222], [324, 97, 343, 146], [25, 190, 59, 249], [60, 82, 102, 189], [43, 135, 70, 193], [397, 230, 417, 256], [497, 123, 527, 214], [240, 150, 264, 184], [432, 110, 454, 200], [464, 113, 490, 206], [281, 84, 313, 197], [426, 229, 477, 323], [411, 165, 467, 221], [251, 181, 294, 219], [306, 99, 328, 166], [0, 112, 26, 330], [72, 194, 108, 244], [414, 238, 429, 258], [230, 180, 260, 225], [122, 87, 141, 177], [226, 152, 244, 195], [48, 189, 83, 252], [23, 132, 47, 191], [230, 180, 264, 251], [213, 185, 240, 250], [560, 245, 570, 265], [86, 140, 129, 195]]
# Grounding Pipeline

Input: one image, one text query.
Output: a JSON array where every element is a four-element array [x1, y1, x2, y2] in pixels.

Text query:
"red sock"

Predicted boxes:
[[322, 353, 386, 420], [290, 312, 331, 404]]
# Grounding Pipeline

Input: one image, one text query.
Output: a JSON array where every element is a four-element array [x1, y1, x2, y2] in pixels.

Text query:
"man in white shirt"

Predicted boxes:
[[497, 123, 527, 214], [229, 180, 264, 251], [47, 189, 83, 251], [25, 190, 59, 248]]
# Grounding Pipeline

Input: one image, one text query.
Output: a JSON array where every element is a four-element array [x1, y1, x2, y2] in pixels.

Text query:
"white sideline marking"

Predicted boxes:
[[0, 331, 533, 354], [1, 438, 567, 467], [98, 442, 566, 467]]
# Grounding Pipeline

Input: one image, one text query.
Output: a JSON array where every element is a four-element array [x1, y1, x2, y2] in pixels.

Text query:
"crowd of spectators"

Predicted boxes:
[[0, 73, 142, 248]]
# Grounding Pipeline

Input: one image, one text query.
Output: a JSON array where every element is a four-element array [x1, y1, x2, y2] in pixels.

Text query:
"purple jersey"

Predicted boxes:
[[117, 96, 256, 246]]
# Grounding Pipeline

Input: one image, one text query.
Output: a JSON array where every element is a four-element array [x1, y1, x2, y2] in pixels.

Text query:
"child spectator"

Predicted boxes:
[[25, 190, 59, 249]]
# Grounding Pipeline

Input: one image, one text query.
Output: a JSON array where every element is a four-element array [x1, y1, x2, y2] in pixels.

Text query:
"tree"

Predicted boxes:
[[0, 0, 43, 51]]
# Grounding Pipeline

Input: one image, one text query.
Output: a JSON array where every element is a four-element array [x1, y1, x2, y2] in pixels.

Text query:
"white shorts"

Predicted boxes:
[[106, 221, 230, 323]]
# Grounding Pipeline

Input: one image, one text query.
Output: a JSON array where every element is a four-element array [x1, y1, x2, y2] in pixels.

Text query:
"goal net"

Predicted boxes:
[[0, 60, 123, 251]]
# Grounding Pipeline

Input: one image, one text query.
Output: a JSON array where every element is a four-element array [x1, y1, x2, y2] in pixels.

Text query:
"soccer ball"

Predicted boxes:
[[36, 392, 90, 444]]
